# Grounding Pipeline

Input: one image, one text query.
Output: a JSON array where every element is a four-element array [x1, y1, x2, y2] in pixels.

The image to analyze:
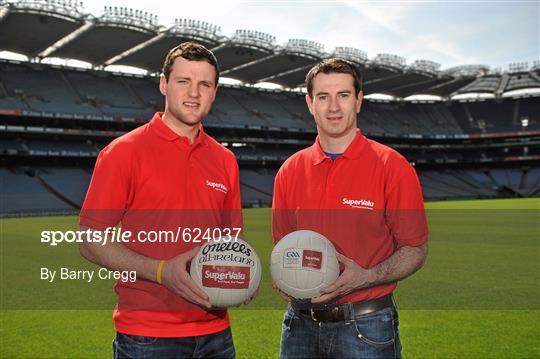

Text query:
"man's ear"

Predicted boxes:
[[159, 74, 167, 97], [356, 91, 363, 114], [210, 84, 218, 103], [305, 94, 314, 116]]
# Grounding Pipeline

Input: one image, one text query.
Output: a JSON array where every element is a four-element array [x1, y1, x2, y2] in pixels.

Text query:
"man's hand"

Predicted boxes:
[[311, 252, 375, 304], [272, 282, 292, 302], [311, 243, 428, 304], [160, 247, 211, 309]]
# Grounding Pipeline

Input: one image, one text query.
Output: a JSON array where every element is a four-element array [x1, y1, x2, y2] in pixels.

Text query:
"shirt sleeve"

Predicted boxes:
[[79, 142, 133, 230], [384, 155, 429, 247]]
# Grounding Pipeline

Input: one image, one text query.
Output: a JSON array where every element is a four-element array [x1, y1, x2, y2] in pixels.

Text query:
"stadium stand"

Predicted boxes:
[[0, 97, 26, 110], [0, 61, 538, 134], [1, 168, 538, 216], [360, 102, 463, 136], [0, 138, 23, 154], [524, 167, 540, 196], [23, 139, 98, 154], [457, 76, 501, 94], [447, 99, 538, 133], [121, 76, 163, 110], [240, 169, 276, 207], [0, 168, 77, 215], [518, 97, 540, 125], [0, 62, 102, 115], [417, 167, 540, 200], [38, 167, 92, 206], [506, 72, 540, 92], [0, 6, 538, 214]]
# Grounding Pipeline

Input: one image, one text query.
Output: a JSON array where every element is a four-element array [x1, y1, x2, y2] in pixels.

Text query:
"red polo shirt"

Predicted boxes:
[[272, 129, 428, 303], [80, 112, 242, 337]]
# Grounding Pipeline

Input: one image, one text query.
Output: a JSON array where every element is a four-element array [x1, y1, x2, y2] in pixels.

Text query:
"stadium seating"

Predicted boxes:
[[2, 165, 538, 214], [1, 61, 538, 134], [419, 171, 482, 199], [458, 76, 501, 94], [0, 62, 103, 115], [448, 98, 540, 133], [23, 140, 99, 156], [416, 167, 540, 200], [0, 168, 77, 215], [523, 167, 540, 196], [506, 73, 540, 91], [358, 102, 463, 136], [231, 146, 295, 160], [38, 167, 92, 206], [0, 97, 27, 110], [0, 138, 23, 154], [1, 61, 539, 215], [240, 169, 275, 207], [518, 97, 539, 127]]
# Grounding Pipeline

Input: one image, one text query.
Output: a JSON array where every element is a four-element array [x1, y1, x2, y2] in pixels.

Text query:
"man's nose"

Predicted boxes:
[[328, 96, 340, 112], [188, 83, 200, 98]]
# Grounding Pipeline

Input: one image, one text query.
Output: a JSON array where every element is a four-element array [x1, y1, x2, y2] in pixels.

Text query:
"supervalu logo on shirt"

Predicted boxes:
[[342, 197, 375, 210], [206, 180, 228, 194]]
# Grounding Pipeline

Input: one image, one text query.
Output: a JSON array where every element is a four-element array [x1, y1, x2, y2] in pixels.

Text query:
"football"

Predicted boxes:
[[190, 237, 261, 308], [270, 230, 340, 299]]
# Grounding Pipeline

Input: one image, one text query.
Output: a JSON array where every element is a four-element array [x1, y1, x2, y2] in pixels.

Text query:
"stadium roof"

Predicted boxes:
[[1, 1, 539, 98], [108, 19, 221, 70], [0, 0, 85, 57], [221, 38, 324, 87]]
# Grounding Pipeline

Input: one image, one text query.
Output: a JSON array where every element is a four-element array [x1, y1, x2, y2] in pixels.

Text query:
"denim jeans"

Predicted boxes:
[[113, 327, 235, 359], [280, 303, 401, 359]]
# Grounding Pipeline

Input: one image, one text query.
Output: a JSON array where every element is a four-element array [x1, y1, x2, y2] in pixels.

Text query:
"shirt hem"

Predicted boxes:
[[115, 320, 230, 338]]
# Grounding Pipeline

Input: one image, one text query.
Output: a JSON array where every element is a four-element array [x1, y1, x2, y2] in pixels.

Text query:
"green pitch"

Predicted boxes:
[[1, 198, 539, 358]]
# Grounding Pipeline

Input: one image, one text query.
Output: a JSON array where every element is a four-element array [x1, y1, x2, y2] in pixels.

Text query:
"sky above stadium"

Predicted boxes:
[[80, 0, 539, 71]]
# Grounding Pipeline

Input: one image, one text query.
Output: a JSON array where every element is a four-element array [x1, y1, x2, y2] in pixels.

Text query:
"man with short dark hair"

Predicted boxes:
[[272, 58, 429, 358], [79, 42, 242, 358]]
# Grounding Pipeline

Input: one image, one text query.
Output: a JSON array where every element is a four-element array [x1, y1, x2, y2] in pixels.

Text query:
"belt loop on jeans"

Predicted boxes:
[[342, 302, 356, 322]]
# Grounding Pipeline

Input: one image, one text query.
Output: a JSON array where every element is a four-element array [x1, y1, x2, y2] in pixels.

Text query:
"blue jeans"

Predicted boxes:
[[113, 328, 235, 358], [280, 304, 401, 359]]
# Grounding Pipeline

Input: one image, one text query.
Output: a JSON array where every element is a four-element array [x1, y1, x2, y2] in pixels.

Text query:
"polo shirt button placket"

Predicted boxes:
[[324, 161, 337, 207]]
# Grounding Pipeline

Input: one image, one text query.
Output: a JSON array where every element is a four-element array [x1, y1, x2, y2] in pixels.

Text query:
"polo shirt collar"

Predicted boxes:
[[149, 112, 207, 146], [311, 128, 365, 165]]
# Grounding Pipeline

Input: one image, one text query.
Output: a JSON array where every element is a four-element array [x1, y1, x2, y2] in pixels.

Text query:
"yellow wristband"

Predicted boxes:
[[156, 260, 165, 285]]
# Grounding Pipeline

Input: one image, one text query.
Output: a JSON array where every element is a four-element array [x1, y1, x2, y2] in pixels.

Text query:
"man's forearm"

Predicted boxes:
[[80, 226, 212, 307], [368, 243, 428, 286], [79, 225, 159, 282], [312, 242, 428, 303]]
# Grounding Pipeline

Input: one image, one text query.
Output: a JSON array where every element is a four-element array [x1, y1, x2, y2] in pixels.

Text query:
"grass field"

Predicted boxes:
[[1, 198, 539, 358]]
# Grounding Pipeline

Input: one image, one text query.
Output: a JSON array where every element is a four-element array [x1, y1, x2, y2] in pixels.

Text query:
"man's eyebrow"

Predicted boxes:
[[200, 80, 215, 86], [172, 76, 214, 86], [314, 90, 352, 96], [314, 91, 329, 96]]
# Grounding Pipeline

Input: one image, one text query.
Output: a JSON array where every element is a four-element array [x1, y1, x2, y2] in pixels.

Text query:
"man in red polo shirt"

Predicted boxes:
[[272, 59, 428, 358], [79, 42, 243, 358]]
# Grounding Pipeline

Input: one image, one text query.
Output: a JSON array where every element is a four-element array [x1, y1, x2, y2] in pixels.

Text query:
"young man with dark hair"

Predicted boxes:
[[79, 42, 242, 358], [272, 58, 429, 358]]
